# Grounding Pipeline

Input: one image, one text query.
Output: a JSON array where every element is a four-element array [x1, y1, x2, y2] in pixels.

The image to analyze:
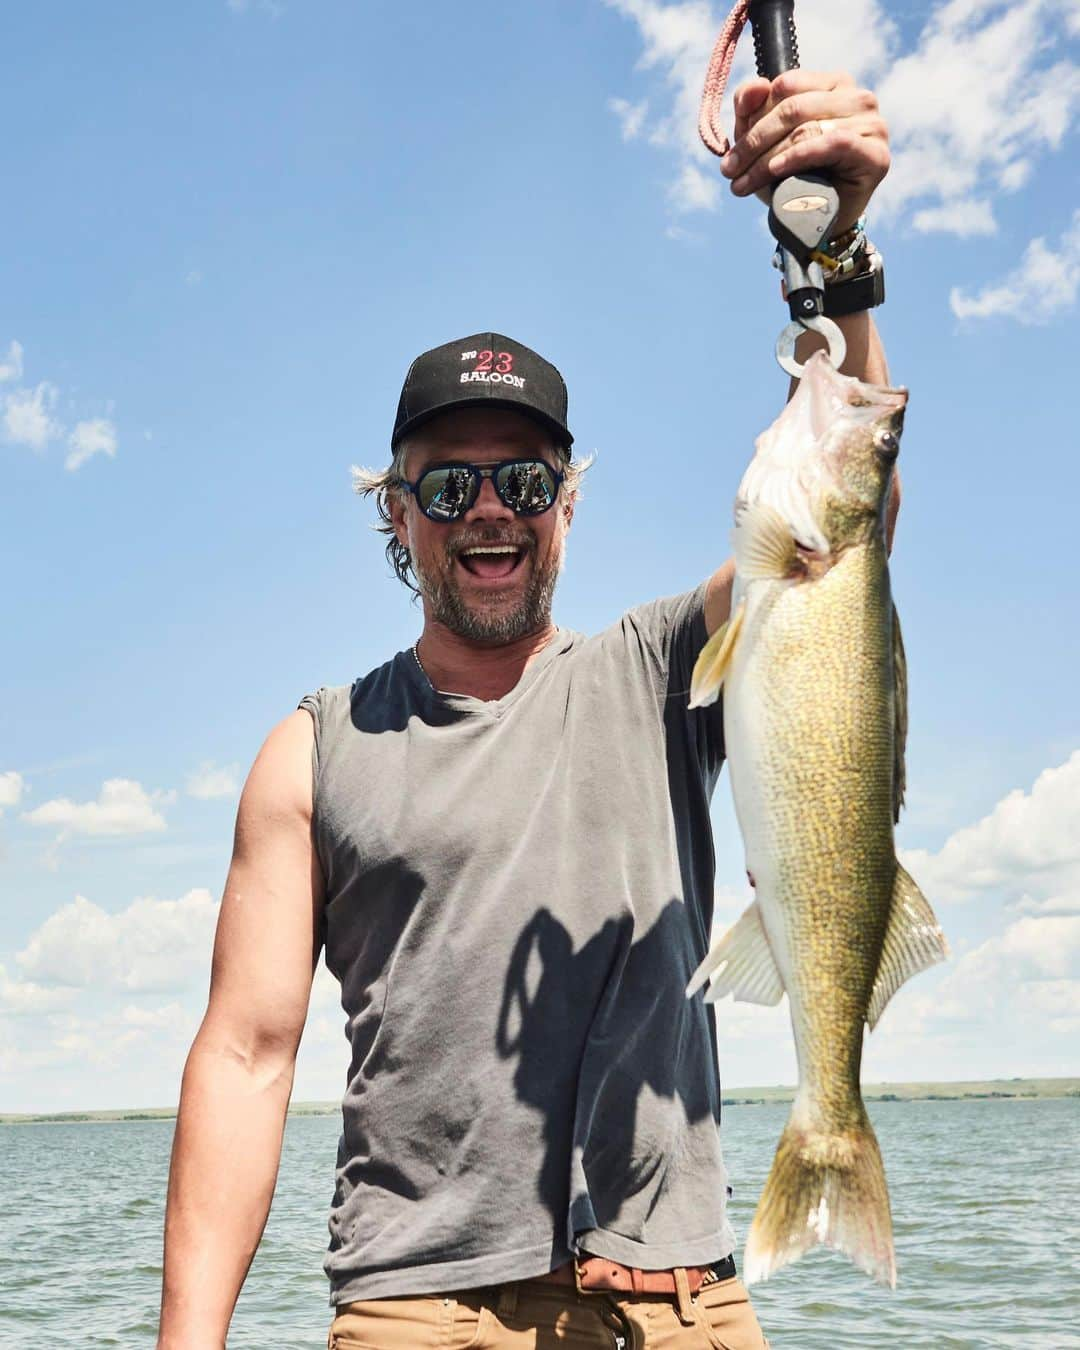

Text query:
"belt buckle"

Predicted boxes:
[[573, 1256, 598, 1297]]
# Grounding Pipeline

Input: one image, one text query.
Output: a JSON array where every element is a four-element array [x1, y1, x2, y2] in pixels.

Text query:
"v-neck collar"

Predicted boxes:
[[399, 628, 578, 718]]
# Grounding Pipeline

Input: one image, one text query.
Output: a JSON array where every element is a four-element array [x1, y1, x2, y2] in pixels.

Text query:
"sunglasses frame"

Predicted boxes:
[[403, 458, 566, 522]]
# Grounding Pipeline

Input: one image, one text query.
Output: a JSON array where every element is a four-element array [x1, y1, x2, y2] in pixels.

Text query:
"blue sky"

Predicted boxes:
[[1, 0, 1078, 1113]]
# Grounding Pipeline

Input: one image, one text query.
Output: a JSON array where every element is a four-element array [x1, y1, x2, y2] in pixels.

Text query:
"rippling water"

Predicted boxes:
[[2, 1098, 1078, 1347]]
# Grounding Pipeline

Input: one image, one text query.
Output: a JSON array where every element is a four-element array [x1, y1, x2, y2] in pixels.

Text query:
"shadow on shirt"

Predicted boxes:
[[495, 899, 721, 1242]]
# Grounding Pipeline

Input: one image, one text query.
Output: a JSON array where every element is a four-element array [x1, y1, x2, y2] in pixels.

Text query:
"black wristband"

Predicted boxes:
[[823, 258, 885, 317]]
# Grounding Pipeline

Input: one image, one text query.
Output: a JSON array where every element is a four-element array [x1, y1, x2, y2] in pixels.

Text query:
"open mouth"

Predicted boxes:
[[455, 545, 528, 582]]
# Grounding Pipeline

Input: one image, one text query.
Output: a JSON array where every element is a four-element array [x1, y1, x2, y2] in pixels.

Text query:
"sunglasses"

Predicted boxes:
[[403, 458, 565, 523]]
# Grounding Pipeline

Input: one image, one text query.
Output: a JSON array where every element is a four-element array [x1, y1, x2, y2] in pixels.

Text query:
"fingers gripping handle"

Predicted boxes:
[[748, 0, 799, 78], [747, 0, 845, 369], [749, 0, 839, 344]]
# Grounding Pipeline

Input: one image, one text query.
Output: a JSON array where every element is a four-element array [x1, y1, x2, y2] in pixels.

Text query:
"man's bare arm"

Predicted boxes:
[[158, 709, 324, 1350]]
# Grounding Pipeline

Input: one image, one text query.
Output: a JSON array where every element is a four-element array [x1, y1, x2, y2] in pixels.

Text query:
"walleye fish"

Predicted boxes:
[[686, 351, 947, 1288]]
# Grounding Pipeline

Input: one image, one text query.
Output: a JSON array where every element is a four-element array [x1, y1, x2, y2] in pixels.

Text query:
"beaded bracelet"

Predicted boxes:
[[823, 215, 868, 259]]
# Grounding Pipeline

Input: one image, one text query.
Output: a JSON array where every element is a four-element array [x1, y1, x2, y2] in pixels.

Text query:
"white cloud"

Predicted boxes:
[[669, 160, 719, 212], [227, 0, 284, 14], [22, 778, 172, 838], [0, 963, 74, 1016], [998, 160, 1031, 192], [867, 752, 1080, 1064], [610, 96, 649, 141], [1016, 978, 1080, 1031], [792, 0, 898, 83], [3, 382, 60, 449], [982, 914, 1080, 980], [604, 0, 719, 156], [950, 210, 1080, 323], [901, 749, 1080, 905], [0, 771, 23, 811], [605, 0, 1079, 277], [0, 339, 23, 383], [16, 889, 219, 992], [2, 898, 346, 1110], [1, 343, 117, 465], [65, 418, 118, 472], [0, 1000, 201, 1081], [912, 198, 997, 237], [309, 961, 340, 1011], [665, 222, 704, 243], [1010, 893, 1080, 917], [0, 891, 221, 1107], [186, 761, 240, 800], [874, 0, 1080, 231], [931, 914, 1080, 1021], [118, 1000, 190, 1030]]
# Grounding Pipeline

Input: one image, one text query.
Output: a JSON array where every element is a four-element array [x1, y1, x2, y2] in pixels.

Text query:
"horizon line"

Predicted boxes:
[[4, 1074, 1078, 1122]]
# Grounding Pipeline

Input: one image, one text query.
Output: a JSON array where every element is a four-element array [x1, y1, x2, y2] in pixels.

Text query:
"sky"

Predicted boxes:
[[1, 0, 1078, 1114]]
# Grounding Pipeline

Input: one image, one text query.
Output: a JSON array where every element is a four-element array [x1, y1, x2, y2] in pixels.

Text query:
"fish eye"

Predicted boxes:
[[874, 429, 899, 459]]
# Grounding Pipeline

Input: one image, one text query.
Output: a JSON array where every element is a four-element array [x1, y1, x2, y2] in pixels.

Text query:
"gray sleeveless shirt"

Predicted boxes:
[[300, 583, 736, 1304]]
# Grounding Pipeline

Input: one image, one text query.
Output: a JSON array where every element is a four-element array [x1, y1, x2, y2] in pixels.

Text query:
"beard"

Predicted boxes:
[[411, 530, 564, 644]]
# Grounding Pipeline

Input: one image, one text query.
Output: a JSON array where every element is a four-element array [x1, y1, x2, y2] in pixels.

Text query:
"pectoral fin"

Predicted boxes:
[[867, 863, 949, 1030], [689, 601, 744, 709], [686, 899, 785, 1006], [734, 501, 799, 580]]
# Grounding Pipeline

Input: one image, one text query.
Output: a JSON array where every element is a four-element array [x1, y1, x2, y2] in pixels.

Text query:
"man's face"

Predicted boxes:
[[390, 408, 574, 644]]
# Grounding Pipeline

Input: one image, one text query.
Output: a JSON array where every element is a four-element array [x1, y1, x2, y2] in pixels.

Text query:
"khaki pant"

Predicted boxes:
[[328, 1274, 769, 1348]]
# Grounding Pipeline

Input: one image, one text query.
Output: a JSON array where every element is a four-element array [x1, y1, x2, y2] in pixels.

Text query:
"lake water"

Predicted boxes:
[[1, 1097, 1078, 1348]]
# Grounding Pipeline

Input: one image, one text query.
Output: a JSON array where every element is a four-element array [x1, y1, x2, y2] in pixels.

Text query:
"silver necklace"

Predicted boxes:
[[411, 642, 434, 690]]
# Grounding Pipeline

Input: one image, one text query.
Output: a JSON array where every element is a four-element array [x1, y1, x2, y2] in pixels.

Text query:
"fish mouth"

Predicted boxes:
[[736, 353, 910, 556], [803, 350, 908, 442]]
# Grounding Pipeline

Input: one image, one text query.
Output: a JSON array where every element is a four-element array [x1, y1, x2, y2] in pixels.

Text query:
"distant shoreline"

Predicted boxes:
[[3, 1076, 1077, 1124]]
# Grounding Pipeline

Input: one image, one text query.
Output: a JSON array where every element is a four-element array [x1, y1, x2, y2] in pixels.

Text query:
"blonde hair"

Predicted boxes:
[[351, 441, 594, 594]]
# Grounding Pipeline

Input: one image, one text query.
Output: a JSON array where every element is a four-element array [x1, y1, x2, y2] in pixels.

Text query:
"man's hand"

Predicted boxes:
[[721, 70, 890, 232]]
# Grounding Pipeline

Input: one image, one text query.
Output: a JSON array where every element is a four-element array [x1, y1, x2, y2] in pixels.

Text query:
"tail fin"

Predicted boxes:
[[743, 1112, 896, 1288]]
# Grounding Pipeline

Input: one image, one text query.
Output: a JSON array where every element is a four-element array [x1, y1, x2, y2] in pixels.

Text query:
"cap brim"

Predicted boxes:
[[392, 398, 573, 455]]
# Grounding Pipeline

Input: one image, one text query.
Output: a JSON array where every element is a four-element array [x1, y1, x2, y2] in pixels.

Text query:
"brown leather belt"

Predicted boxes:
[[531, 1253, 734, 1297]]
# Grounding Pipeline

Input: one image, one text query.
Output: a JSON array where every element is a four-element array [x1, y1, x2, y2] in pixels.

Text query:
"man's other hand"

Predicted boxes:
[[721, 71, 890, 233]]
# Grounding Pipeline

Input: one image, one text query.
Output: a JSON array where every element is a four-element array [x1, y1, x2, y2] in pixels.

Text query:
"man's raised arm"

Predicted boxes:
[[158, 709, 324, 1350], [704, 68, 897, 638]]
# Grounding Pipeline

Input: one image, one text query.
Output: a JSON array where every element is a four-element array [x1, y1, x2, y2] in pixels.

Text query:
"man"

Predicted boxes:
[[159, 69, 892, 1349]]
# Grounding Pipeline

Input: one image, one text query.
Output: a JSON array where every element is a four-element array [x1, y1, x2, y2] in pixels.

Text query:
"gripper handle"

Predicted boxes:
[[748, 0, 799, 79]]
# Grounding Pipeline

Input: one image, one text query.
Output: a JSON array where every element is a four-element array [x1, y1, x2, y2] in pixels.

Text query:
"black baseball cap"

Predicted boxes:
[[392, 332, 574, 456]]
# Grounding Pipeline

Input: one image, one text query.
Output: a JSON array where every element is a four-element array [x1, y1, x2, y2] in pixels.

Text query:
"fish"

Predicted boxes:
[[686, 351, 948, 1288]]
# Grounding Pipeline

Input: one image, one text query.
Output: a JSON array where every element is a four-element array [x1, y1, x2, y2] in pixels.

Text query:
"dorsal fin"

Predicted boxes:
[[892, 604, 907, 822]]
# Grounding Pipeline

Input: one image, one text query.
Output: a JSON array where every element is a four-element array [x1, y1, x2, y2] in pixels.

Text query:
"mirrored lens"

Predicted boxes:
[[417, 465, 476, 520], [495, 460, 558, 514]]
